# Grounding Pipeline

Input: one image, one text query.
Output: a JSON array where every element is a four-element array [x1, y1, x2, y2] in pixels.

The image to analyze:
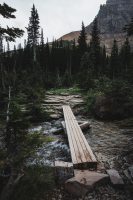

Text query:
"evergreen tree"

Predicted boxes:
[[110, 40, 119, 79], [0, 35, 3, 53], [0, 3, 23, 92], [40, 28, 44, 47], [27, 4, 40, 62], [124, 18, 133, 36], [39, 29, 45, 82], [89, 18, 101, 76], [79, 52, 93, 89], [120, 38, 131, 77], [44, 39, 50, 85], [7, 41, 10, 51], [0, 3, 24, 41], [101, 45, 107, 75], [78, 22, 87, 54]]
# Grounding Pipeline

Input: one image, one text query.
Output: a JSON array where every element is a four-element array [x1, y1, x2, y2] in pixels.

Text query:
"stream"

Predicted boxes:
[[29, 116, 133, 183], [27, 91, 133, 199]]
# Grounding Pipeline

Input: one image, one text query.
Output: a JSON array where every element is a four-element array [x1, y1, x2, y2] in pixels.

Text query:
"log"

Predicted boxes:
[[79, 121, 91, 131], [54, 161, 74, 183], [52, 121, 90, 135], [61, 121, 90, 132]]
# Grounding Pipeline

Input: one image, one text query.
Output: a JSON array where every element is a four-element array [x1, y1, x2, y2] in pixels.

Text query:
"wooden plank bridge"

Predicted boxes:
[[63, 105, 97, 169]]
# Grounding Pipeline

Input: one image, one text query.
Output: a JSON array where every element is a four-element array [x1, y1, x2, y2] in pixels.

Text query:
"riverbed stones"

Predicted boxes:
[[65, 170, 109, 197], [107, 169, 124, 187]]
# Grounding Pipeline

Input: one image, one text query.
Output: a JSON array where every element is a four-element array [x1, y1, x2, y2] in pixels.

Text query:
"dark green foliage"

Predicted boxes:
[[89, 18, 101, 76], [3, 99, 43, 166], [79, 52, 94, 89], [0, 3, 16, 18], [11, 166, 55, 200], [27, 4, 40, 47], [86, 78, 133, 119], [124, 18, 133, 36], [78, 22, 87, 54], [0, 3, 24, 41], [119, 38, 131, 78], [110, 40, 119, 79]]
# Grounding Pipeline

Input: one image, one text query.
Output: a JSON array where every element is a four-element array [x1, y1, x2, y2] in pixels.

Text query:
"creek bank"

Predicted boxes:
[[29, 91, 133, 199]]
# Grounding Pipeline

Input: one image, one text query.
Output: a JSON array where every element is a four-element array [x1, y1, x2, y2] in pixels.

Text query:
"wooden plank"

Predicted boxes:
[[69, 108, 97, 163], [63, 105, 97, 169], [63, 106, 81, 165], [65, 106, 88, 164], [63, 107, 78, 165], [67, 108, 93, 166]]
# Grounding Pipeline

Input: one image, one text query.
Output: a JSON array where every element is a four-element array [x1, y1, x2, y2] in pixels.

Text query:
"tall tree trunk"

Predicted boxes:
[[0, 87, 24, 200], [33, 45, 37, 63], [6, 86, 11, 123], [1, 63, 6, 91]]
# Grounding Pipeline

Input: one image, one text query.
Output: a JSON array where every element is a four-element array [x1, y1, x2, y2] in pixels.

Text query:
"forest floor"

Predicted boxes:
[[38, 89, 133, 200]]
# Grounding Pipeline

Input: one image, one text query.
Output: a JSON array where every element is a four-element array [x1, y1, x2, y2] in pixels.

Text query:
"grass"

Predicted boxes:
[[47, 86, 82, 95]]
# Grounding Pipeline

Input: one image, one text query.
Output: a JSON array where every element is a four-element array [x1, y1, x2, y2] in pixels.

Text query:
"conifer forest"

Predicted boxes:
[[0, 1, 133, 200]]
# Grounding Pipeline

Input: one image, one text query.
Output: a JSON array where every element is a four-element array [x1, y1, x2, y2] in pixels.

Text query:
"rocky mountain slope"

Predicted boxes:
[[60, 0, 133, 53]]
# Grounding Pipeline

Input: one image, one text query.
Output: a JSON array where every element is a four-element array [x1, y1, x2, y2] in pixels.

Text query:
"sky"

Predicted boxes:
[[1, 0, 107, 48]]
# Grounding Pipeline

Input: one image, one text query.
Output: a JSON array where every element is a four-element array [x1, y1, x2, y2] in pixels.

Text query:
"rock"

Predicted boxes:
[[128, 166, 133, 179], [65, 170, 109, 197], [50, 114, 61, 119], [107, 169, 124, 187], [54, 161, 74, 184], [61, 0, 133, 54], [124, 169, 132, 182]]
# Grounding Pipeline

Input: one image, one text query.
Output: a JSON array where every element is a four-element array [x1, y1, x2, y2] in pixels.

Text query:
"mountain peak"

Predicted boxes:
[[86, 0, 133, 34], [106, 0, 132, 5]]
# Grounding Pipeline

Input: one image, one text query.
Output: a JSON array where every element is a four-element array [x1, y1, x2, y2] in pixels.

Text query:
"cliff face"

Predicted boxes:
[[86, 0, 133, 34], [60, 0, 133, 53]]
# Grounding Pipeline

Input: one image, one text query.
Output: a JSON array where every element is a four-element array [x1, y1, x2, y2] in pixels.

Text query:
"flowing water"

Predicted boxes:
[[29, 116, 133, 178], [28, 93, 133, 200]]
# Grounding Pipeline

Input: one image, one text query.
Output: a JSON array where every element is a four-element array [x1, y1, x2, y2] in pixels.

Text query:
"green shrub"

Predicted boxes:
[[86, 89, 103, 112], [11, 165, 55, 200]]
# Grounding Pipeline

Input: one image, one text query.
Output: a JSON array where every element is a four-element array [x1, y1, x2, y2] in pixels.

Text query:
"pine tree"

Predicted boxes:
[[7, 41, 10, 51], [89, 18, 101, 76], [79, 52, 93, 89], [40, 28, 44, 47], [0, 3, 24, 41], [120, 38, 131, 77], [101, 45, 107, 75], [0, 35, 3, 53], [27, 4, 40, 62], [110, 40, 119, 79], [124, 18, 133, 36], [78, 22, 87, 55]]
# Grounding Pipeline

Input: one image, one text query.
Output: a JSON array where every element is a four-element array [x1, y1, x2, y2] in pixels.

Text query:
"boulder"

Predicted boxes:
[[128, 166, 133, 179], [65, 170, 109, 197], [107, 169, 124, 187]]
